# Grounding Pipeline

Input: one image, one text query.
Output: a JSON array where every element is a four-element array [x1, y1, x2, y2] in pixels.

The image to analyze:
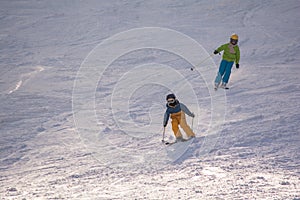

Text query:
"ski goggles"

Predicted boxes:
[[230, 38, 238, 44], [167, 98, 175, 103]]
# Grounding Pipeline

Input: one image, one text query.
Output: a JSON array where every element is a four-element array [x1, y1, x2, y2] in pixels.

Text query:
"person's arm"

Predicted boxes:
[[163, 111, 170, 127], [235, 46, 240, 64], [214, 44, 227, 54], [180, 103, 195, 118]]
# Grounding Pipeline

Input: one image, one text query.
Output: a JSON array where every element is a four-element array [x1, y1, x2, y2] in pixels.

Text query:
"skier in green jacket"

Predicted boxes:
[[214, 34, 240, 90]]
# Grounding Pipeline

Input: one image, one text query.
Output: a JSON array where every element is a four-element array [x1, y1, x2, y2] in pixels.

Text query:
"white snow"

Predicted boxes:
[[0, 0, 299, 199]]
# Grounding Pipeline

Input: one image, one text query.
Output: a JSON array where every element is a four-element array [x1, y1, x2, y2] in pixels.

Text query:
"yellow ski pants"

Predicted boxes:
[[170, 111, 195, 138]]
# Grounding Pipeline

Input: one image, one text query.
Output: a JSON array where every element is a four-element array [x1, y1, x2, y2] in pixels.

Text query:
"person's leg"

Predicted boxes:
[[214, 60, 227, 85], [179, 111, 195, 138], [171, 113, 182, 138], [222, 61, 234, 84]]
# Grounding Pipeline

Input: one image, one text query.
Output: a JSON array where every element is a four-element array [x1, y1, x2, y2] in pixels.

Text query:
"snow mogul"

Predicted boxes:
[[163, 94, 195, 142]]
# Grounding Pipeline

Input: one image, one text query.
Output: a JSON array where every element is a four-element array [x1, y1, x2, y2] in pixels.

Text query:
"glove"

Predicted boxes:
[[191, 113, 195, 118], [236, 63, 239, 69], [163, 124, 167, 127], [214, 50, 219, 55]]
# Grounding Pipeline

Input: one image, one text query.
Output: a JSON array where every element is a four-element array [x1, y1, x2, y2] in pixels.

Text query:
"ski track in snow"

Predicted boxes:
[[0, 0, 299, 199], [5, 66, 45, 95]]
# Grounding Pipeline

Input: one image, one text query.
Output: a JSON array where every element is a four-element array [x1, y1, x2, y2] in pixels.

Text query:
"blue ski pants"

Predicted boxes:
[[214, 60, 234, 84]]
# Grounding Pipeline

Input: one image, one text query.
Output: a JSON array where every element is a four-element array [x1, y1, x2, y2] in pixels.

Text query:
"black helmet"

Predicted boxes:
[[166, 93, 176, 100]]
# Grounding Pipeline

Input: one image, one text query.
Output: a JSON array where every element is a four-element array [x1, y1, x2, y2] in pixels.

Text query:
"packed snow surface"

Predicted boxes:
[[0, 0, 299, 199]]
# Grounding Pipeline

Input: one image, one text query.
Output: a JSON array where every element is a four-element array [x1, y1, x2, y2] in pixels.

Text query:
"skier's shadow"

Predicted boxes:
[[169, 136, 207, 165]]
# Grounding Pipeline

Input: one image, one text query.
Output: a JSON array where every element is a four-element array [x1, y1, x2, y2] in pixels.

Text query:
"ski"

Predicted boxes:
[[214, 86, 229, 91], [220, 84, 229, 90], [165, 141, 177, 145], [164, 137, 195, 146]]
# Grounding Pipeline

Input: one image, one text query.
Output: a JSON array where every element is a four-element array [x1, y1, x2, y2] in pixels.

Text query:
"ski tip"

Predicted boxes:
[[164, 141, 177, 146]]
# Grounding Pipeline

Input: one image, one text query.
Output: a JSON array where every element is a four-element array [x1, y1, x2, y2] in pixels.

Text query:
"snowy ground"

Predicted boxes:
[[0, 0, 299, 199]]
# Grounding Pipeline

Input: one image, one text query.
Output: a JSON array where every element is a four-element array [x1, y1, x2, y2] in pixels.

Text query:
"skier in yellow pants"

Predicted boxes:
[[163, 94, 195, 142]]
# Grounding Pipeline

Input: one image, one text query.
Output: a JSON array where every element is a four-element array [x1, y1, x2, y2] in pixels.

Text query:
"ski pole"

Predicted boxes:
[[191, 53, 214, 71], [162, 127, 166, 142], [191, 117, 194, 131]]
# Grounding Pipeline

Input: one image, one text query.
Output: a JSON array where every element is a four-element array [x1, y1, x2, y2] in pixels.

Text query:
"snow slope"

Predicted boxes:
[[0, 0, 299, 199]]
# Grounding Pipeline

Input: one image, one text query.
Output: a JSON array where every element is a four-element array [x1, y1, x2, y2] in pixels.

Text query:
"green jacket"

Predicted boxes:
[[217, 43, 240, 64]]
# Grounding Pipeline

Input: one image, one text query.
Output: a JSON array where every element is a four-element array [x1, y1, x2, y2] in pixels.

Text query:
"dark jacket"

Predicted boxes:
[[163, 100, 194, 126]]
